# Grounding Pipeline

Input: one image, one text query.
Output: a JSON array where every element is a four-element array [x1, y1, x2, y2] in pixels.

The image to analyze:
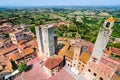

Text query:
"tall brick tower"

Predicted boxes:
[[35, 24, 55, 57], [90, 17, 115, 64]]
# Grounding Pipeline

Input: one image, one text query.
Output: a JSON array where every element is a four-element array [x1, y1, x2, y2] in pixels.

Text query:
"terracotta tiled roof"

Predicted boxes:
[[85, 45, 93, 54], [18, 40, 27, 45], [23, 47, 34, 56], [18, 40, 38, 51], [18, 44, 26, 51], [104, 49, 111, 56], [79, 53, 91, 63], [106, 16, 114, 22], [0, 44, 17, 55], [89, 61, 115, 77], [104, 47, 120, 56], [5, 60, 12, 71], [101, 56, 120, 70], [26, 40, 38, 48], [70, 39, 93, 46], [7, 52, 21, 61], [43, 55, 63, 69], [65, 46, 74, 59], [99, 62, 115, 76], [0, 56, 12, 71], [0, 39, 37, 62], [58, 42, 70, 56], [6, 47, 34, 61], [65, 51, 74, 59], [0, 38, 5, 45], [0, 38, 10, 44], [111, 47, 120, 56]]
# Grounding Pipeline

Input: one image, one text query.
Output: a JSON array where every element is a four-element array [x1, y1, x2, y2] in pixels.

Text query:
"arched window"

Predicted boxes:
[[106, 22, 110, 28], [79, 62, 81, 64], [88, 69, 91, 72], [93, 73, 97, 76], [82, 65, 84, 67], [99, 77, 103, 80]]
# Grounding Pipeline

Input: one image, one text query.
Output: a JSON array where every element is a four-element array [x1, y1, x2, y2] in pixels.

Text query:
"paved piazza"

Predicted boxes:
[[15, 57, 75, 80]]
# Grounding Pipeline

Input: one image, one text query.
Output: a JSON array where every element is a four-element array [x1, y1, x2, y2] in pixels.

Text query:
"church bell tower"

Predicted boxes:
[[90, 17, 115, 64]]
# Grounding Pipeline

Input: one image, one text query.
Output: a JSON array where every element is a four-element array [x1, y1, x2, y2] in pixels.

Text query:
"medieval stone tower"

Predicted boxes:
[[35, 24, 55, 57], [90, 17, 115, 64], [71, 45, 82, 75]]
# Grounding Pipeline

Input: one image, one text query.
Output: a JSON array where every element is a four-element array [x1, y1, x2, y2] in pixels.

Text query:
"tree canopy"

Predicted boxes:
[[18, 62, 27, 72]]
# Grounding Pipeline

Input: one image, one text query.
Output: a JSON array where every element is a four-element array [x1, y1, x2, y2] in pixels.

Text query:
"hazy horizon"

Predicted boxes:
[[1, 0, 120, 7]]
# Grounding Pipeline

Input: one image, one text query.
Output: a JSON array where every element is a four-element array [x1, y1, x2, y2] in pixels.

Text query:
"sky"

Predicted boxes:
[[0, 0, 120, 6]]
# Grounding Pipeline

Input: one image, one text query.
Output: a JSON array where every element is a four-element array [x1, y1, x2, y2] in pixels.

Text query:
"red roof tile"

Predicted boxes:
[[79, 53, 91, 63], [23, 47, 34, 56], [6, 51, 21, 61], [85, 45, 93, 54], [104, 49, 111, 56], [65, 46, 74, 59], [18, 40, 27, 45], [58, 42, 70, 56], [111, 47, 120, 56], [0, 44, 17, 55], [26, 39, 38, 48], [89, 61, 116, 77], [43, 55, 63, 69], [101, 56, 120, 70]]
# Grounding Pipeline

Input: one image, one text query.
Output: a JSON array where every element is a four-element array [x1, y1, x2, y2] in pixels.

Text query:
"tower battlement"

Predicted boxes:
[[103, 16, 115, 30]]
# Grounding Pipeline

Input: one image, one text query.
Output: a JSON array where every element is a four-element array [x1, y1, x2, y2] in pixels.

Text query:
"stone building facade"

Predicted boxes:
[[43, 55, 64, 77], [16, 47, 37, 64], [71, 45, 82, 75], [9, 30, 24, 44], [0, 22, 13, 36]]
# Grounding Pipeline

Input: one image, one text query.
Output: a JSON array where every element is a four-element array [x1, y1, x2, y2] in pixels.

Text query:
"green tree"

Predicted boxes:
[[58, 25, 68, 31], [39, 20, 44, 25], [5, 34, 9, 38], [18, 62, 27, 72], [72, 33, 76, 38], [68, 23, 77, 32], [30, 26, 36, 34], [111, 53, 116, 58], [107, 42, 120, 48], [57, 32, 63, 37], [57, 43, 63, 47]]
